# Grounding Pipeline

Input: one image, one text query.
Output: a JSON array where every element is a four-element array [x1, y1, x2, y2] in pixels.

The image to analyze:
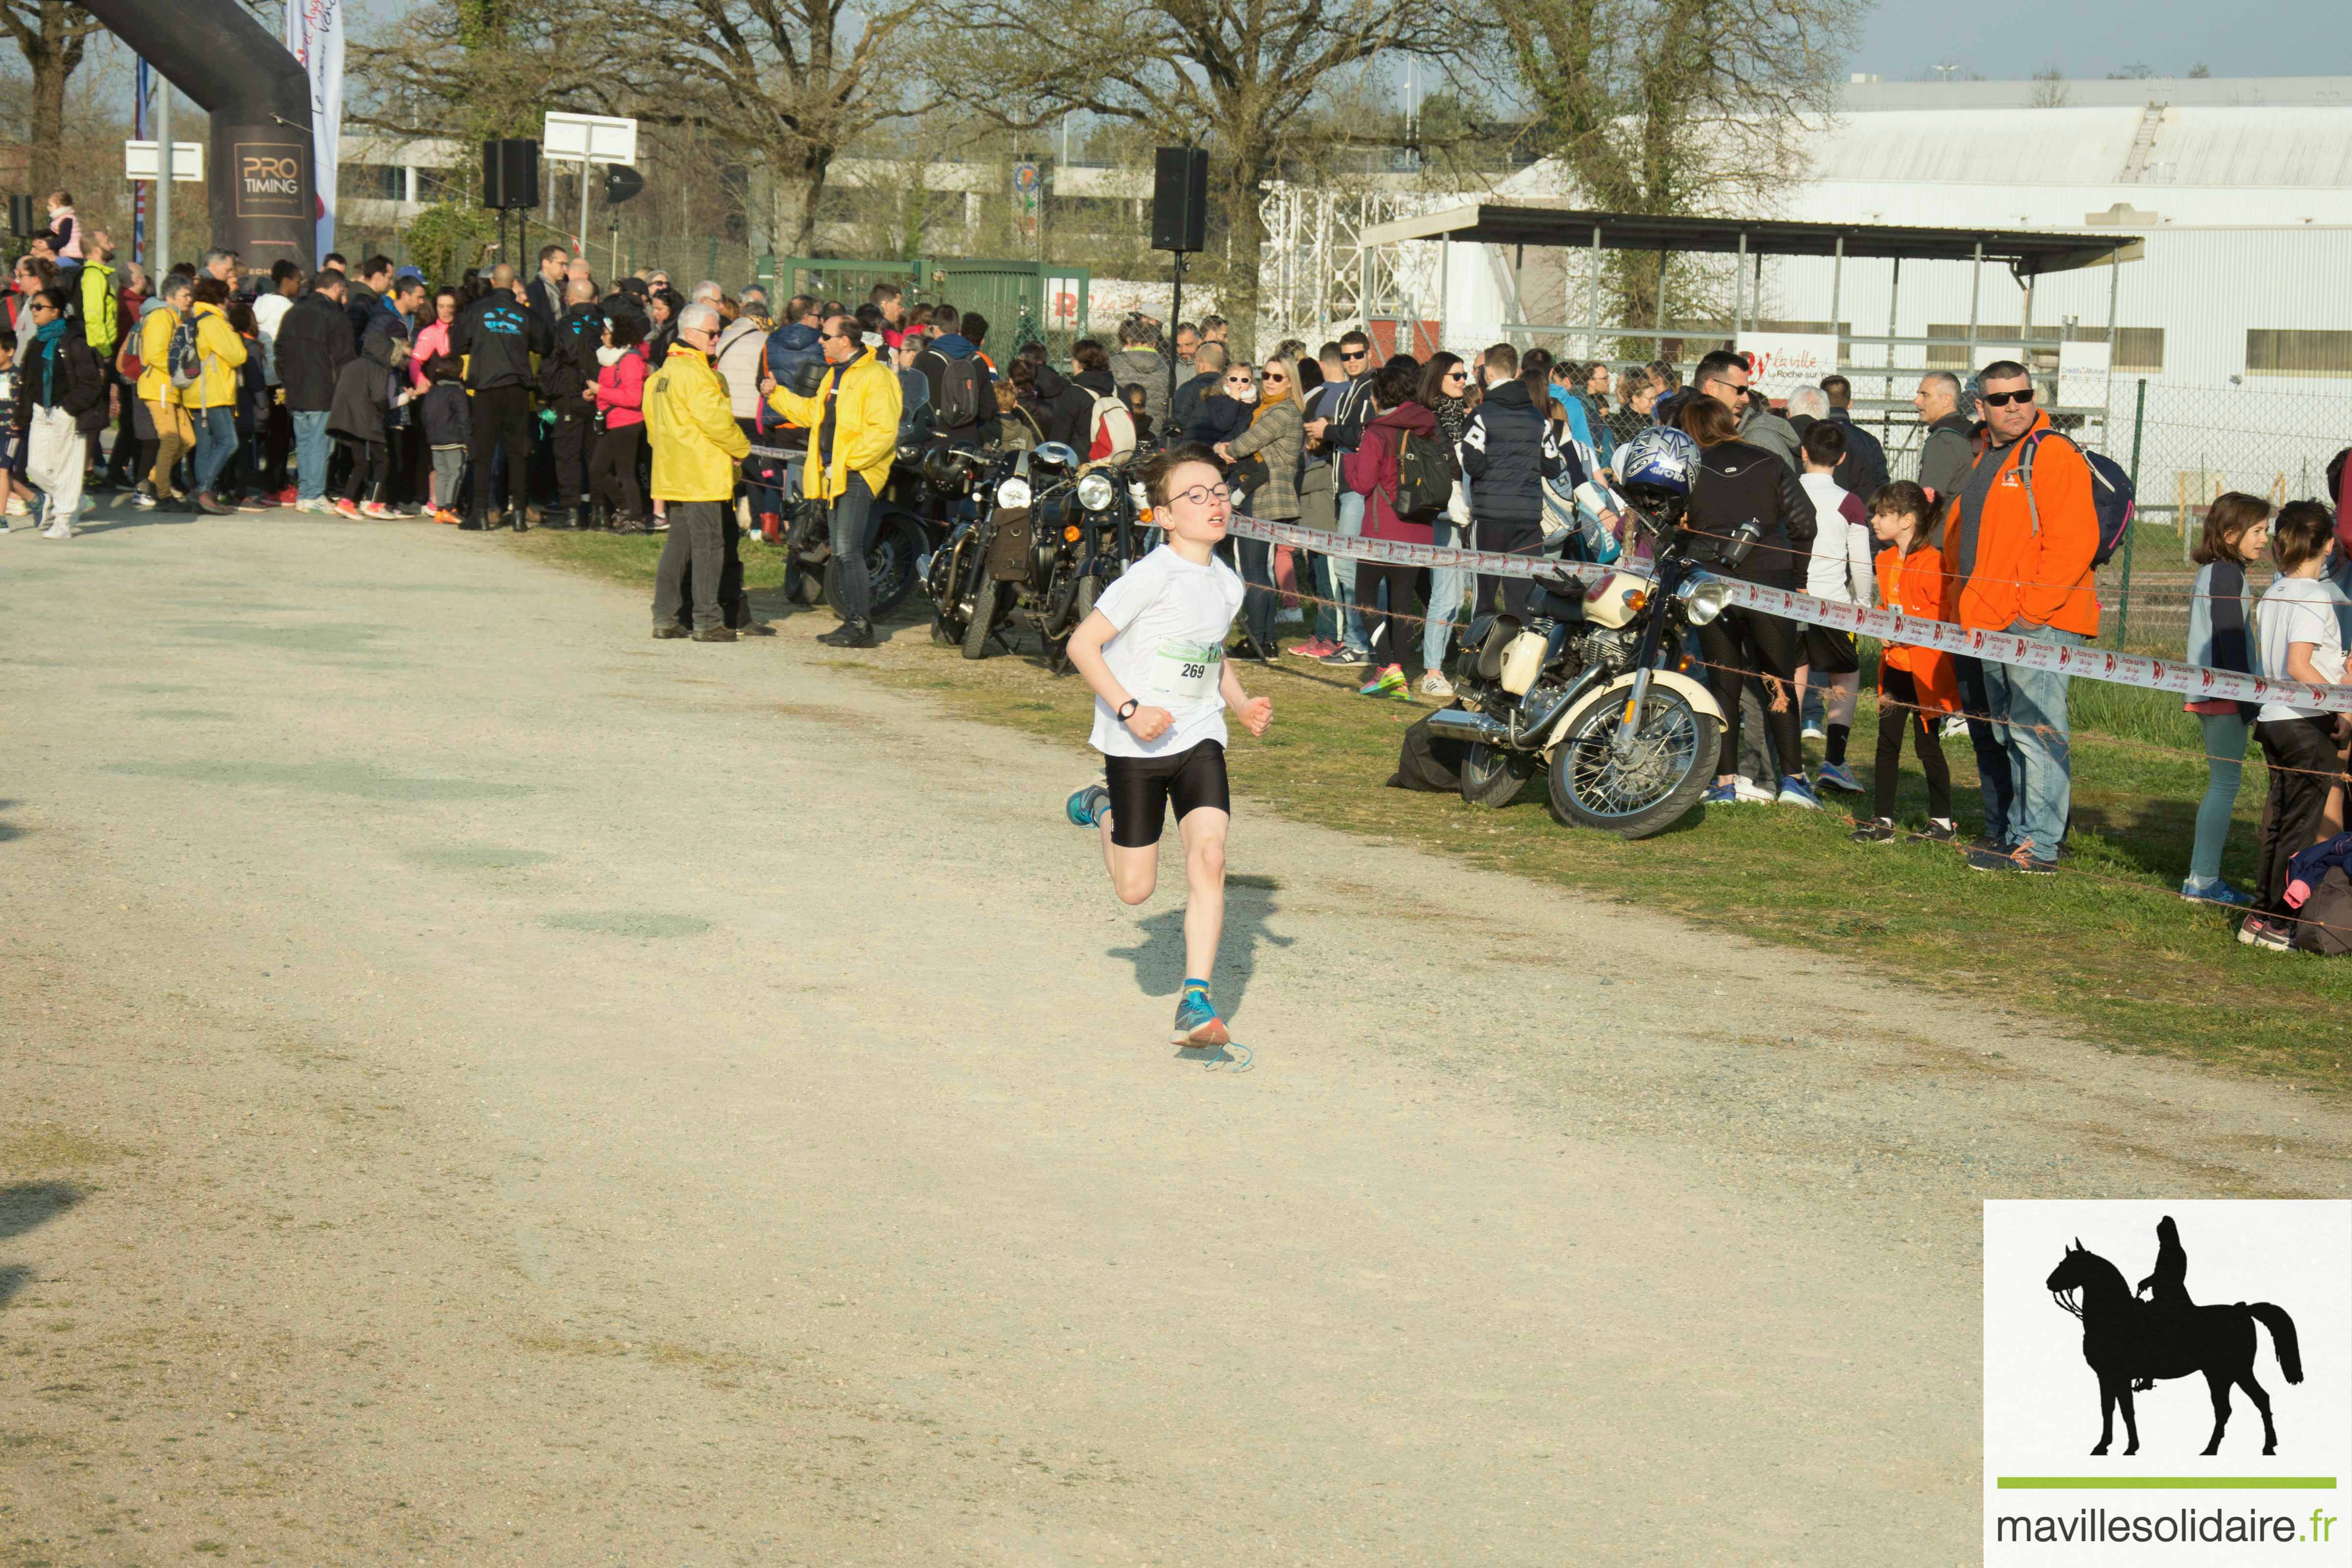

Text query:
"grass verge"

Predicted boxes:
[[510, 528, 2352, 1094]]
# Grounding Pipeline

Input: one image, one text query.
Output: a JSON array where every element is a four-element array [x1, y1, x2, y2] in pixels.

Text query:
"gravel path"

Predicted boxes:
[[1, 511, 2342, 1565]]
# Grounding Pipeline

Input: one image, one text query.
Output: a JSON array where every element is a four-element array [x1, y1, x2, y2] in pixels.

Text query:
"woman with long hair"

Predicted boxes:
[[1677, 394, 1820, 808], [1216, 355, 1303, 661], [1410, 351, 1472, 695]]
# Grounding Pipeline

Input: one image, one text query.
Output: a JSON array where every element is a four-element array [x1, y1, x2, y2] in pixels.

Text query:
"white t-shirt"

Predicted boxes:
[[1798, 472, 1874, 606], [1088, 544, 1247, 759], [2256, 574, 2351, 723]]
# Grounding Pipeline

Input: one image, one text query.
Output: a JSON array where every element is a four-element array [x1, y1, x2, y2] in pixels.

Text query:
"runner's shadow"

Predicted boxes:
[[1104, 878, 1293, 1022], [0, 1183, 84, 1240]]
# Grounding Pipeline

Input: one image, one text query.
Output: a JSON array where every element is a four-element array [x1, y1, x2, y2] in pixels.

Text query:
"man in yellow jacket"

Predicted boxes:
[[764, 313, 901, 647], [134, 274, 197, 510], [180, 276, 249, 514], [646, 302, 751, 641]]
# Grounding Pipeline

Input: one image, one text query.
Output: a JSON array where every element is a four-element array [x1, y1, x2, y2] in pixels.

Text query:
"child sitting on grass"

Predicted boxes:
[[1850, 481, 1960, 846]]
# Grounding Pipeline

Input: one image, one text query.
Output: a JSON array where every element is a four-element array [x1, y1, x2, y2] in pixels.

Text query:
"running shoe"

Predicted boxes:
[[1701, 783, 1738, 807], [1321, 646, 1369, 667], [3, 496, 26, 516], [1802, 721, 1827, 742], [1731, 777, 1778, 804], [1172, 985, 1229, 1048], [1358, 664, 1407, 697], [1287, 637, 1335, 659], [2182, 877, 2256, 909], [1850, 819, 1897, 845], [360, 501, 399, 520], [131, 489, 159, 511], [1064, 783, 1110, 829], [1776, 775, 1822, 809], [2237, 914, 2294, 951], [332, 498, 363, 520], [1815, 762, 1863, 794], [1418, 669, 1456, 698], [1906, 820, 1959, 846]]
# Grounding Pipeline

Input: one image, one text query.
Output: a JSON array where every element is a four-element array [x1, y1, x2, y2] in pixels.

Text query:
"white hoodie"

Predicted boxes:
[[1798, 471, 1876, 607]]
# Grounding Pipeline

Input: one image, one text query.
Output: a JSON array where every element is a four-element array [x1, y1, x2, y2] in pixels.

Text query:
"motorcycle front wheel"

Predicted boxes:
[[1546, 688, 1719, 840], [1458, 742, 1532, 809], [961, 577, 1007, 661]]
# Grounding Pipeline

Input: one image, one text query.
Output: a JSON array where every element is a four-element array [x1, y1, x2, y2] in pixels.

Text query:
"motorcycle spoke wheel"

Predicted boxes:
[[1547, 691, 1718, 839]]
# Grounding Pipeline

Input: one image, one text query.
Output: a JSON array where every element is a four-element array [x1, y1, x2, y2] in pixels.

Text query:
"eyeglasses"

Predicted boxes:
[[1981, 388, 2035, 408], [1167, 483, 1231, 508]]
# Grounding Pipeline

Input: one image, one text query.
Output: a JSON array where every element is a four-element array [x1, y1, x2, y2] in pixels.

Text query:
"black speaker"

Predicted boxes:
[[1152, 147, 1208, 254], [481, 139, 540, 210], [7, 194, 38, 238]]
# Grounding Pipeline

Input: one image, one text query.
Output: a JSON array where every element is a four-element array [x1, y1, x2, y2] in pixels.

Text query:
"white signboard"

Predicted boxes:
[[123, 141, 206, 182], [2057, 339, 2111, 408], [542, 113, 637, 167], [1739, 332, 1839, 399]]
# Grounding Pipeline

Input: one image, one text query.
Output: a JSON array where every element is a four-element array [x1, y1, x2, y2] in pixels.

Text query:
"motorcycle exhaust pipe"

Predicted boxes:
[[1424, 707, 1514, 748]]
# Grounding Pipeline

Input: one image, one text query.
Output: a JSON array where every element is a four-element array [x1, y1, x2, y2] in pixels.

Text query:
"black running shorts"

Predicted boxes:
[[1801, 625, 1862, 676], [1103, 739, 1230, 848]]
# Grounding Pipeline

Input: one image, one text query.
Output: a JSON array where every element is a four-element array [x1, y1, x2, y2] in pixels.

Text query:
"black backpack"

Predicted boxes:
[[1394, 428, 1451, 524], [931, 351, 986, 429]]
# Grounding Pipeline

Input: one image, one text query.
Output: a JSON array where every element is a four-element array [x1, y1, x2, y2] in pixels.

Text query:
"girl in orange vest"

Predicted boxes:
[[1853, 480, 1960, 846]]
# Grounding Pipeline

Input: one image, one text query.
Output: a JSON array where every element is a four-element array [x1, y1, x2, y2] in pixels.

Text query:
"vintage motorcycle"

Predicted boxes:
[[1424, 425, 1745, 840], [925, 443, 1141, 664]]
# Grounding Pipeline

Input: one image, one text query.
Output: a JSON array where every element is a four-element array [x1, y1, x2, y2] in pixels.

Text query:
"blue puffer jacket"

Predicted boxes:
[[763, 322, 823, 438], [1459, 379, 1565, 524]]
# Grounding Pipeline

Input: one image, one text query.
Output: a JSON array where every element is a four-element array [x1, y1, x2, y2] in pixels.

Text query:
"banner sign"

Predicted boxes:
[[1739, 332, 1840, 399], [285, 0, 343, 260]]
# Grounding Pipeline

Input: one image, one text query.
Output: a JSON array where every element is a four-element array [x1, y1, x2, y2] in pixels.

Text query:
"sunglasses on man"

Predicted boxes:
[[1981, 388, 2035, 408]]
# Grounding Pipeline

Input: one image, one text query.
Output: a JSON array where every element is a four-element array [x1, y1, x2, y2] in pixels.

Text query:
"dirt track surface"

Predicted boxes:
[[2, 512, 2343, 1565]]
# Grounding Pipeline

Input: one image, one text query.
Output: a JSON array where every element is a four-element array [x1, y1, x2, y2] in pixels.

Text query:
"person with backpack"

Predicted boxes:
[[1340, 359, 1442, 697], [762, 311, 903, 648], [132, 274, 196, 511], [1943, 360, 2104, 875], [177, 277, 250, 516], [916, 304, 990, 448], [1066, 339, 1133, 465]]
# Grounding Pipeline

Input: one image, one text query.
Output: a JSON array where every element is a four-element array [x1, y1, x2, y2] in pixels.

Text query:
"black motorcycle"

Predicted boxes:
[[928, 442, 1140, 663], [1425, 495, 1751, 839], [777, 444, 940, 620]]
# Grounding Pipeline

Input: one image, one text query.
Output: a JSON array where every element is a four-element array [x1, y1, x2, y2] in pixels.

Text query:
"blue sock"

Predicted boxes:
[[1182, 977, 1211, 995]]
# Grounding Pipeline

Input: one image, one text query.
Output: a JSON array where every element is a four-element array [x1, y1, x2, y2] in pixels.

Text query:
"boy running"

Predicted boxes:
[[1064, 442, 1274, 1047]]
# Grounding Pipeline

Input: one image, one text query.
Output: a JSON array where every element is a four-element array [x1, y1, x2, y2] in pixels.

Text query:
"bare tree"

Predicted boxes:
[[354, 0, 919, 256], [1489, 0, 1860, 323], [1, 0, 107, 198], [2028, 67, 2069, 109], [933, 0, 1472, 340]]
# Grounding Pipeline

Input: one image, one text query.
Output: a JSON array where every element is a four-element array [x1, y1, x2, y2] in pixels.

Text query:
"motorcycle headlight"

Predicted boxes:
[[995, 476, 1032, 510], [1676, 574, 1730, 627], [1077, 471, 1116, 512]]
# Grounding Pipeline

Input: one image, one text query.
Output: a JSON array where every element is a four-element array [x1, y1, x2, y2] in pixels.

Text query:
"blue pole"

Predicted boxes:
[[133, 58, 150, 266]]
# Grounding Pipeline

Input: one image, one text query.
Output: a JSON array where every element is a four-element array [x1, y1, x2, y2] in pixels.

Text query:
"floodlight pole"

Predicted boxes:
[[578, 164, 590, 257], [155, 82, 172, 273]]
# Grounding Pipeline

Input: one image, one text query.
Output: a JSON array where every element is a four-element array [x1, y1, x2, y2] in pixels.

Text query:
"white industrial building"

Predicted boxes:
[[1349, 75, 2352, 508]]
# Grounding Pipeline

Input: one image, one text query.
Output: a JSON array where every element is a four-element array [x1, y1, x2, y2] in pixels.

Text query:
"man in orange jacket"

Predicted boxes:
[[1942, 360, 2102, 874]]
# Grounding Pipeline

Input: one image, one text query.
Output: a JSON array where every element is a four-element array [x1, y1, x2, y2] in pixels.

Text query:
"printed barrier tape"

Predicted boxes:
[[1222, 514, 2352, 717]]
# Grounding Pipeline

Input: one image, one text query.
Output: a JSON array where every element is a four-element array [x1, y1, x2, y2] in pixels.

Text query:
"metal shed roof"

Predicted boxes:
[[1357, 203, 2143, 275]]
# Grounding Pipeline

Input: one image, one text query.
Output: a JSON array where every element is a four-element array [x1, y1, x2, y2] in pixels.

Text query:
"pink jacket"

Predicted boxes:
[[409, 318, 455, 391], [595, 348, 648, 429]]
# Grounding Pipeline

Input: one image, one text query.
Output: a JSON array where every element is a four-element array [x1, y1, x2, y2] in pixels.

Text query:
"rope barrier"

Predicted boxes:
[[1223, 515, 2352, 716]]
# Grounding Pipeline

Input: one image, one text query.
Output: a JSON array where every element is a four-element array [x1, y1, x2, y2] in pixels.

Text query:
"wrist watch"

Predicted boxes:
[[1116, 698, 1139, 721]]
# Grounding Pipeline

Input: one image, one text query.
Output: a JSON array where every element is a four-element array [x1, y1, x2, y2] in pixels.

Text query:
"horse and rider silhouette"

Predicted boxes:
[[2045, 1217, 2303, 1457]]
